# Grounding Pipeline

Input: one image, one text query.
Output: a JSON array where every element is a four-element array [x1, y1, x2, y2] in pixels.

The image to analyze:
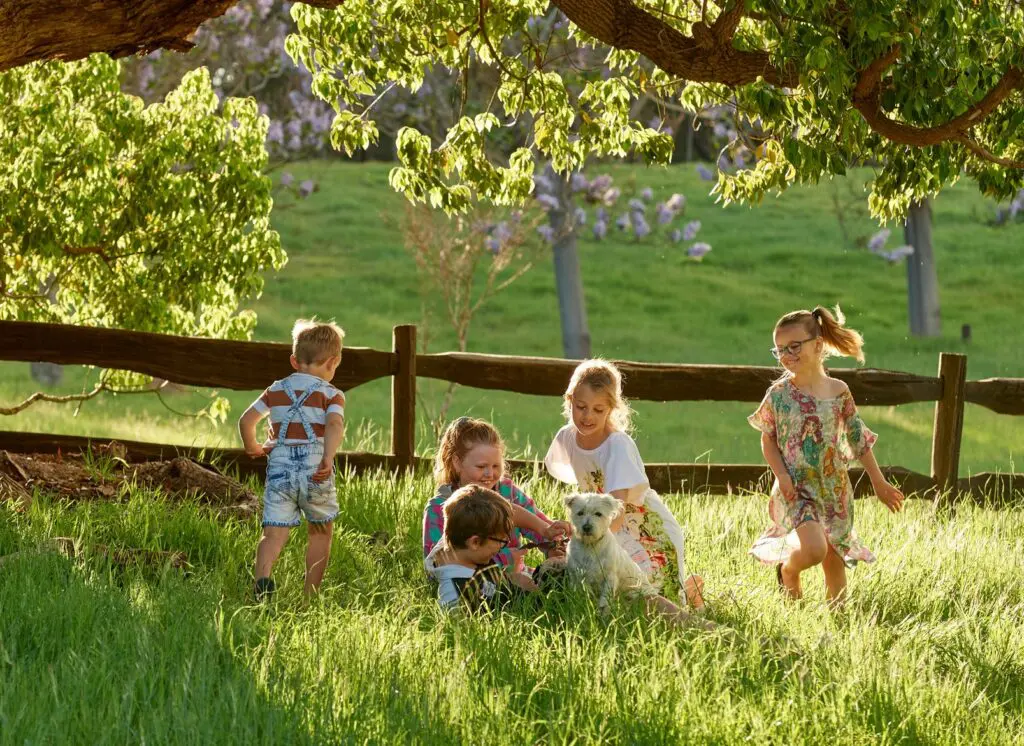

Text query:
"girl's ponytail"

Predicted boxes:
[[813, 305, 865, 363], [774, 305, 865, 363]]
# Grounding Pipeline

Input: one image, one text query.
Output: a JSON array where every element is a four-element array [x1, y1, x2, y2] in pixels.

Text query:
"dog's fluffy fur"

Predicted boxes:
[[564, 492, 657, 609]]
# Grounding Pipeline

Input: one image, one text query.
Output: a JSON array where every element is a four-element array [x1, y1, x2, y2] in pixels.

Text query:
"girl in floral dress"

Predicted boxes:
[[545, 359, 705, 608], [749, 306, 905, 604]]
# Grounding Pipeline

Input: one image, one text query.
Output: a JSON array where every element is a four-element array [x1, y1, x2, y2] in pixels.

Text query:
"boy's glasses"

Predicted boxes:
[[488, 536, 510, 549], [770, 337, 817, 360]]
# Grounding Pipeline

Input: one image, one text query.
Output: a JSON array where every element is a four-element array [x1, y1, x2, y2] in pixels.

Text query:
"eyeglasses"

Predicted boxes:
[[487, 536, 510, 549], [770, 337, 818, 360]]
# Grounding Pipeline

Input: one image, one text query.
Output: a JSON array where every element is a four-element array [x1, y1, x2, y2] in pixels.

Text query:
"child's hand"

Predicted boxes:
[[544, 520, 573, 542], [875, 481, 905, 513], [311, 456, 334, 483], [508, 571, 539, 593], [777, 473, 798, 501], [244, 442, 269, 459], [546, 544, 567, 559]]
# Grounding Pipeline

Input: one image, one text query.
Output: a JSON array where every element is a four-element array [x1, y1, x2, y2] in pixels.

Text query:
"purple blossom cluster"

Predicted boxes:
[[867, 227, 914, 263]]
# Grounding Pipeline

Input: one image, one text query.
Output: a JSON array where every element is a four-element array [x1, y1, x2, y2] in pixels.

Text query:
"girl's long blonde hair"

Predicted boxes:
[[433, 417, 506, 486], [562, 359, 634, 433], [775, 305, 865, 363]]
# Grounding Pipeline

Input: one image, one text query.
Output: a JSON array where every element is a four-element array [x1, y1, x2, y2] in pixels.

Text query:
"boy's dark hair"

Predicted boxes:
[[442, 485, 513, 549]]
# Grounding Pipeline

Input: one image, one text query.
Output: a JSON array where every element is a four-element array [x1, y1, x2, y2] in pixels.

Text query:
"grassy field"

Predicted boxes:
[[1, 163, 1022, 475], [2, 473, 1022, 744]]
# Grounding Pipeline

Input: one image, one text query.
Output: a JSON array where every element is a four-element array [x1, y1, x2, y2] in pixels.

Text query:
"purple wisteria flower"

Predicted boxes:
[[534, 172, 555, 194], [868, 228, 891, 252], [687, 242, 712, 260], [628, 198, 646, 212], [616, 213, 631, 231], [641, 187, 654, 201], [485, 236, 502, 254], [494, 222, 514, 243], [537, 224, 555, 243], [593, 220, 608, 240], [298, 179, 315, 198], [280, 172, 294, 187], [537, 194, 561, 210], [634, 216, 651, 239], [571, 173, 590, 192], [596, 206, 608, 223], [669, 228, 683, 243], [880, 245, 914, 263], [696, 165, 715, 181], [656, 203, 673, 225], [683, 220, 701, 241], [666, 193, 686, 212], [573, 207, 587, 225]]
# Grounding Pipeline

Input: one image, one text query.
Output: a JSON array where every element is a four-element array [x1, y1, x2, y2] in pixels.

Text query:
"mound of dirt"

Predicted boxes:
[[0, 446, 258, 518]]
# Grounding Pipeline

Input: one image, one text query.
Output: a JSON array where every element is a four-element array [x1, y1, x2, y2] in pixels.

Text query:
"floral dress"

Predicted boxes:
[[545, 425, 687, 601], [748, 378, 878, 567]]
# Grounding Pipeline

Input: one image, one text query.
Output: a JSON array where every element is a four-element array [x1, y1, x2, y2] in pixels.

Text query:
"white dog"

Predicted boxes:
[[564, 493, 658, 610]]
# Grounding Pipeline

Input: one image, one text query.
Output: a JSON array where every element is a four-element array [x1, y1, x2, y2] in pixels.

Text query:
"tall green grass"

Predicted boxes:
[[2, 473, 1022, 744]]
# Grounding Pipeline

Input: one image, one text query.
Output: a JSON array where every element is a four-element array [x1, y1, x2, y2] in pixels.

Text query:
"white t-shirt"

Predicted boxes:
[[544, 424, 649, 504], [424, 544, 477, 609]]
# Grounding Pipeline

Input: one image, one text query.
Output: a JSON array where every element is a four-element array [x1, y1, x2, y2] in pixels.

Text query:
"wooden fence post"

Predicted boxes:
[[930, 352, 967, 497], [391, 325, 417, 473]]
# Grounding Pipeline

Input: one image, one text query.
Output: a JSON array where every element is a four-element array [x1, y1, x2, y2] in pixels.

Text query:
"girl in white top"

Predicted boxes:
[[545, 359, 705, 608]]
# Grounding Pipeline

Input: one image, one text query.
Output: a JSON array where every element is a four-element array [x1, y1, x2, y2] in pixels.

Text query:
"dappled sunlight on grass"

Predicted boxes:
[[1, 471, 1022, 742]]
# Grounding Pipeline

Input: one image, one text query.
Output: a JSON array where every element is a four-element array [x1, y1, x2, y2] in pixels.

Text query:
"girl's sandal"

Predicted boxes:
[[775, 563, 785, 590]]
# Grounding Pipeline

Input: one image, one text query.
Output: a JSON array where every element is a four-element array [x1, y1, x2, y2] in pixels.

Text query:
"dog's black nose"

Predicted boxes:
[[582, 523, 592, 534]]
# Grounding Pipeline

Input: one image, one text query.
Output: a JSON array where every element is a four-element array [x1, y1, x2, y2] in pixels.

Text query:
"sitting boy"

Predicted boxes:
[[426, 485, 563, 611], [238, 318, 346, 599]]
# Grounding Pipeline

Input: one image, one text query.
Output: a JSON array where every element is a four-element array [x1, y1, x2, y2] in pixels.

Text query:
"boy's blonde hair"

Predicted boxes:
[[562, 359, 634, 433], [442, 485, 514, 549], [292, 318, 345, 365], [434, 417, 505, 486], [775, 305, 865, 363]]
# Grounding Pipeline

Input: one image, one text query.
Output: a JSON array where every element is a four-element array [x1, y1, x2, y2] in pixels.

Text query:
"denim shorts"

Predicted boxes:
[[262, 442, 338, 527]]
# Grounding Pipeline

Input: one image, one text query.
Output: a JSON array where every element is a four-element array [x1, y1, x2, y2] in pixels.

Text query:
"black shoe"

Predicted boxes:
[[254, 576, 276, 601]]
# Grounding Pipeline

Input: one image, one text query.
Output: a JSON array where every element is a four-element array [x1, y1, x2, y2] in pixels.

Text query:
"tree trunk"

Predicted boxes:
[[546, 165, 592, 360], [904, 198, 942, 337]]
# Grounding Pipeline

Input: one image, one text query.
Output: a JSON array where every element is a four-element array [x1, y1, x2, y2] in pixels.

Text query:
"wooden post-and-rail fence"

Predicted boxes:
[[1, 320, 1022, 502]]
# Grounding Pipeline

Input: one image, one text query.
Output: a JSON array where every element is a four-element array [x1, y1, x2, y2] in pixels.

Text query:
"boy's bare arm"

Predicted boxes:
[[238, 407, 269, 458], [312, 412, 345, 482]]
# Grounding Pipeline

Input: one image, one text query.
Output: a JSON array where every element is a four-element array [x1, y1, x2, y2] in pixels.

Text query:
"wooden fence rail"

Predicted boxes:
[[1, 320, 1022, 501]]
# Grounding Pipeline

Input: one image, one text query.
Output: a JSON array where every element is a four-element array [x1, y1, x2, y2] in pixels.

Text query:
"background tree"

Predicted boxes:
[[400, 201, 545, 430], [282, 0, 1024, 220], [0, 54, 284, 416]]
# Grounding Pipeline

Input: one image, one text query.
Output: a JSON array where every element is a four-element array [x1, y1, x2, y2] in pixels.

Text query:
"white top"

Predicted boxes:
[[424, 544, 475, 609], [544, 424, 649, 504]]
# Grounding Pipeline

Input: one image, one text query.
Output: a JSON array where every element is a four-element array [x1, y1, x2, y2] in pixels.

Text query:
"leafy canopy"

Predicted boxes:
[[0, 54, 284, 341], [288, 0, 1024, 220]]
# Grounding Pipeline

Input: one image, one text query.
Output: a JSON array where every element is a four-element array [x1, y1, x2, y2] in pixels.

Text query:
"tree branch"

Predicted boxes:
[[551, 0, 797, 87], [851, 45, 1024, 147], [958, 134, 1024, 169]]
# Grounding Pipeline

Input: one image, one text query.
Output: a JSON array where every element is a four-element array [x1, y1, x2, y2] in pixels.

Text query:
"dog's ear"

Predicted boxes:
[[563, 494, 580, 513], [599, 494, 623, 519]]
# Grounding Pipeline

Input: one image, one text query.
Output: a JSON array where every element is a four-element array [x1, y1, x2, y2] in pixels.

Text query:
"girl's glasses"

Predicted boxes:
[[770, 337, 817, 360]]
